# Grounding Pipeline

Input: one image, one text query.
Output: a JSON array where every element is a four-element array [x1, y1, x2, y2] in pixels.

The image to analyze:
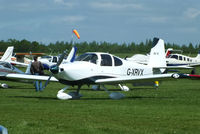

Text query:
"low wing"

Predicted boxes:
[[5, 74, 58, 82], [174, 73, 200, 79], [186, 63, 200, 67], [154, 66, 193, 69], [10, 61, 29, 67], [95, 74, 174, 84]]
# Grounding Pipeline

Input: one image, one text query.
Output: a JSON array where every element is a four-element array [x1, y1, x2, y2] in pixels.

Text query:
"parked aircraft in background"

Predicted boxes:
[[166, 48, 200, 67], [0, 46, 58, 88], [38, 54, 72, 70], [0, 46, 69, 70], [126, 54, 149, 65], [0, 46, 30, 67], [0, 49, 44, 66], [38, 56, 59, 69], [0, 59, 58, 88], [127, 46, 200, 68]]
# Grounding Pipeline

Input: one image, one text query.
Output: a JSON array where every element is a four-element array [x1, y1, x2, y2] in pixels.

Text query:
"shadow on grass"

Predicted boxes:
[[8, 96, 58, 100], [125, 96, 174, 100], [7, 86, 34, 90], [82, 87, 155, 92], [74, 95, 174, 101], [8, 95, 174, 101]]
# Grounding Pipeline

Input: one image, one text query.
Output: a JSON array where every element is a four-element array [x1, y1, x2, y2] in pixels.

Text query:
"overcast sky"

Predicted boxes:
[[0, 0, 200, 45]]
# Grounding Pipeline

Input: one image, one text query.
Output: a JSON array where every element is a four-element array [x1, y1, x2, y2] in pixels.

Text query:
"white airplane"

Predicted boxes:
[[38, 50, 77, 70], [126, 54, 149, 65], [127, 46, 200, 68], [0, 46, 29, 67], [38, 55, 59, 69], [0, 46, 58, 88], [166, 48, 200, 67]]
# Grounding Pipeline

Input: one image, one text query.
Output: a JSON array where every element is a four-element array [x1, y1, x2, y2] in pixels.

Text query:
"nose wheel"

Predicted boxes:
[[57, 85, 82, 100]]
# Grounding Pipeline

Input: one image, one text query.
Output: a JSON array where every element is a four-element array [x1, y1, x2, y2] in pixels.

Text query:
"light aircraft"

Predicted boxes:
[[38, 55, 59, 69], [0, 46, 67, 70], [127, 47, 200, 68], [3, 37, 200, 100], [0, 60, 58, 88], [166, 48, 200, 67], [126, 54, 149, 65], [38, 54, 73, 70], [0, 46, 58, 88], [0, 46, 29, 67]]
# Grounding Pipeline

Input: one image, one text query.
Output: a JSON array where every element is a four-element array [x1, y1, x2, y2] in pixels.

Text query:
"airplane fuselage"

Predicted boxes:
[[166, 53, 200, 66], [53, 52, 153, 85]]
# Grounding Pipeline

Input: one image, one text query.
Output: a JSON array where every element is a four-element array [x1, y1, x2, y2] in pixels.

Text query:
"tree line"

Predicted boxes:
[[0, 39, 200, 55]]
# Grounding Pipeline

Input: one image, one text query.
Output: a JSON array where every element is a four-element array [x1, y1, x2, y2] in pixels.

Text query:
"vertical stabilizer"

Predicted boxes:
[[66, 46, 77, 62], [148, 38, 166, 68], [0, 46, 14, 61]]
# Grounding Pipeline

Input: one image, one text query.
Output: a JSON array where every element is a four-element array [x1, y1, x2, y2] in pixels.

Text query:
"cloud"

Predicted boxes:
[[175, 27, 198, 33], [184, 8, 200, 19], [62, 16, 85, 23], [144, 16, 168, 23], [90, 2, 143, 11], [52, 16, 85, 24], [53, 0, 76, 7]]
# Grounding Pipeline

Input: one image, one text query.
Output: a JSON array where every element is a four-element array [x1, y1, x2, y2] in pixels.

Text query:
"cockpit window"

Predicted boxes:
[[52, 56, 57, 63], [101, 54, 112, 66], [0, 62, 12, 69], [114, 56, 122, 66], [75, 53, 98, 64]]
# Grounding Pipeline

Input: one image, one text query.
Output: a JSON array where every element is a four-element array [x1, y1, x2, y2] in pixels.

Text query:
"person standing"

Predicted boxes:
[[30, 56, 44, 91]]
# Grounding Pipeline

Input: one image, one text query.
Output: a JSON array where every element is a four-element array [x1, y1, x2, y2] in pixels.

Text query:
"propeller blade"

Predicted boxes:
[[57, 50, 67, 66], [43, 75, 52, 89], [44, 48, 68, 88]]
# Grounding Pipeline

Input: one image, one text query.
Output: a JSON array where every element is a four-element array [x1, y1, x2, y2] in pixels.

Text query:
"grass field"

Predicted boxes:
[[0, 76, 200, 134]]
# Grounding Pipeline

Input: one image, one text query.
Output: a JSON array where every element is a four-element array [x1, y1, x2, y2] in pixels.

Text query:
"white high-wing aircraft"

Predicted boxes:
[[4, 38, 200, 100]]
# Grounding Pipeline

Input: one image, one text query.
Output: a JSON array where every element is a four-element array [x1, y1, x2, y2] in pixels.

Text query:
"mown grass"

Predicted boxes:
[[0, 77, 200, 134]]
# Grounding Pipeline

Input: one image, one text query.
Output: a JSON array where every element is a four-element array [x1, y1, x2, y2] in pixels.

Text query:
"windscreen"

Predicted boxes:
[[75, 53, 98, 64]]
